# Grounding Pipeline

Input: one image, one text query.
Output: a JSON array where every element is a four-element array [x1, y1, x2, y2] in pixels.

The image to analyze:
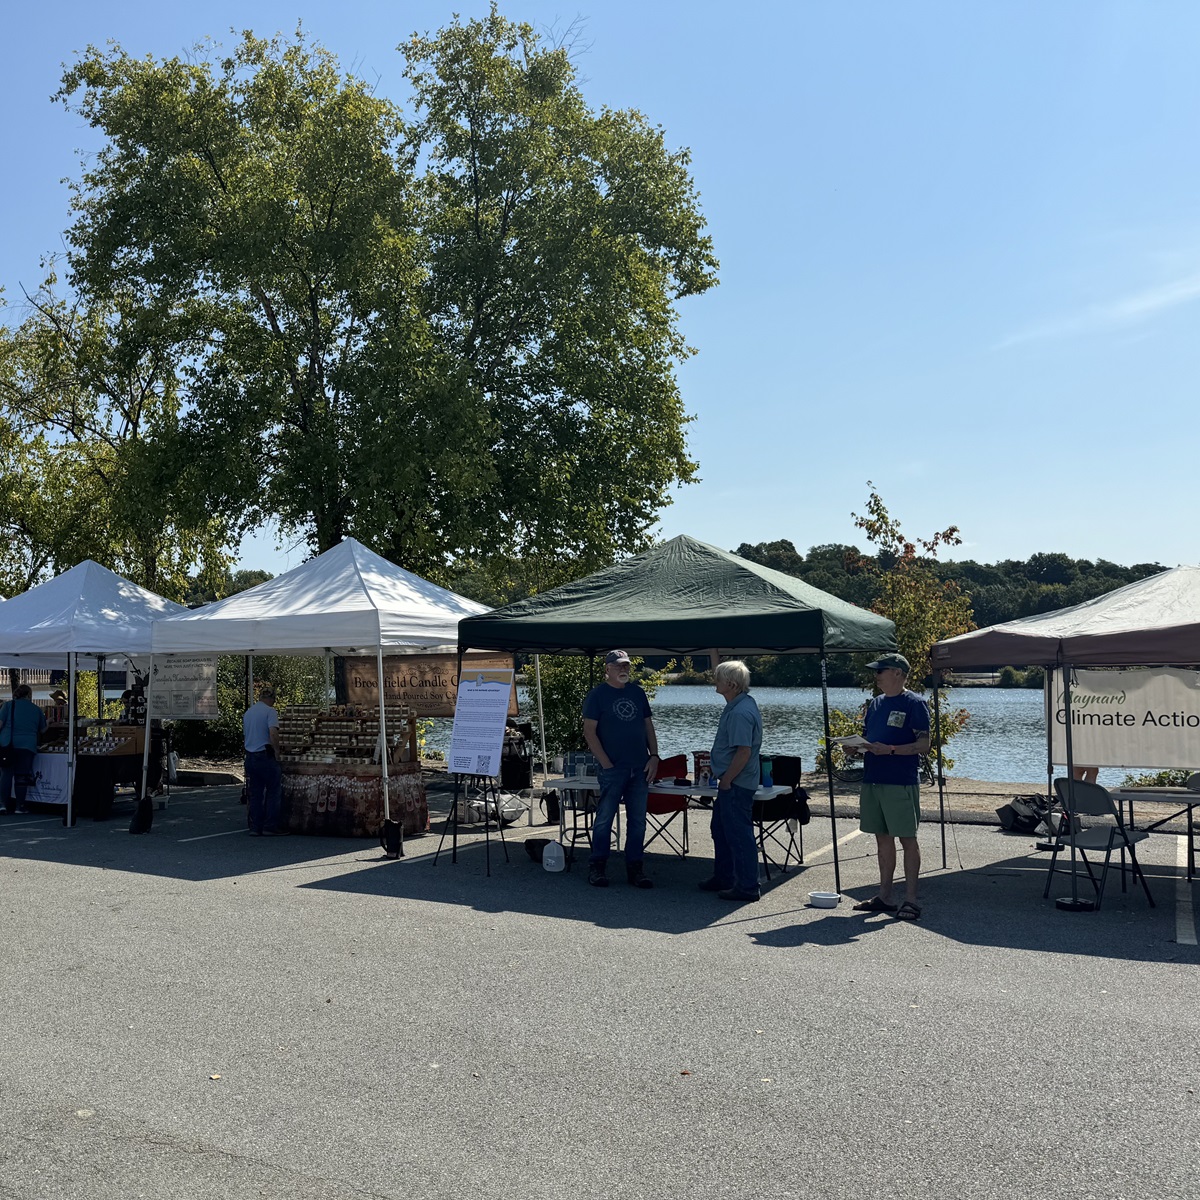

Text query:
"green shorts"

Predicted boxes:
[[859, 783, 920, 838]]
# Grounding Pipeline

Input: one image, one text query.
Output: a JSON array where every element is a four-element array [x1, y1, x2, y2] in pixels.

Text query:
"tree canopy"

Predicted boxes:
[[0, 8, 716, 597]]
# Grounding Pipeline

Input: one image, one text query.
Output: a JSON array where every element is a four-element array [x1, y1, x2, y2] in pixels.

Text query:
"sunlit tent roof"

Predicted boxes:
[[931, 564, 1200, 668], [0, 560, 185, 662], [152, 537, 488, 656], [458, 535, 895, 655]]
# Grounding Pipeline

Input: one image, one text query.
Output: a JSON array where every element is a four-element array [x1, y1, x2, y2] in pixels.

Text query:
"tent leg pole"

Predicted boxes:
[[1056, 662, 1089, 911], [96, 655, 105, 719], [533, 655, 548, 828], [139, 654, 154, 804], [66, 653, 76, 829], [247, 655, 254, 709], [933, 672, 946, 871], [378, 646, 399, 853], [1037, 670, 1060, 852], [820, 654, 841, 894]]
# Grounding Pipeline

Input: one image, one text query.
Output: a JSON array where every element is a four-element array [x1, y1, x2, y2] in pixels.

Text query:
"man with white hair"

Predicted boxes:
[[700, 660, 763, 902], [582, 650, 660, 889]]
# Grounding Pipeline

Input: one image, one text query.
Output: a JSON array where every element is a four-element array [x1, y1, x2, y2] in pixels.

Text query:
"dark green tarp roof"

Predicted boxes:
[[458, 535, 896, 655]]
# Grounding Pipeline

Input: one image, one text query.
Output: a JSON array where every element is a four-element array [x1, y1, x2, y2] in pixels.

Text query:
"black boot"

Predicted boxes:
[[588, 861, 609, 887], [626, 861, 653, 889]]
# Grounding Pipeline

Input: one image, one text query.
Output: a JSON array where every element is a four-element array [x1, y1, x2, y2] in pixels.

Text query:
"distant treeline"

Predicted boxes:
[[734, 542, 1165, 629]]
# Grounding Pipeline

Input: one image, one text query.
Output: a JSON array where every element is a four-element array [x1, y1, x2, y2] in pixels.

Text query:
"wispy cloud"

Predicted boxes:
[[996, 271, 1200, 349]]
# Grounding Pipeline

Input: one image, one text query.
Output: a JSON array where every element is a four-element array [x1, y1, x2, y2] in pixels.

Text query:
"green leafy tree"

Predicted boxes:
[[850, 483, 975, 688], [53, 10, 716, 582], [0, 288, 237, 598], [833, 485, 976, 768]]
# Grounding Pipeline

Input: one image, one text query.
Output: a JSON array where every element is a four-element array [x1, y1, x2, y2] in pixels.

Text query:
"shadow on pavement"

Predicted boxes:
[[0, 785, 376, 883]]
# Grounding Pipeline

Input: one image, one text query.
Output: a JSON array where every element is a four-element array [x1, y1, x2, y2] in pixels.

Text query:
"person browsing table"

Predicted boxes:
[[0, 685, 47, 814], [852, 653, 929, 920], [699, 660, 763, 902], [582, 650, 659, 889], [243, 686, 285, 836]]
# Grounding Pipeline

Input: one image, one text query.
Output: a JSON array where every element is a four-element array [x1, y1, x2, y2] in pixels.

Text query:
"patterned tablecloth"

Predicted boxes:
[[281, 761, 428, 837]]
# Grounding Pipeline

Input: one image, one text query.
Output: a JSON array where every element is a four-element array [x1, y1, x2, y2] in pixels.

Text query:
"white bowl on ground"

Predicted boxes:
[[808, 891, 841, 908]]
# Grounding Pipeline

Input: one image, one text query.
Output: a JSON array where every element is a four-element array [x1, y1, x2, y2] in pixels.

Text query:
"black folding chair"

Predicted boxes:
[[1044, 777, 1155, 909], [753, 755, 809, 881]]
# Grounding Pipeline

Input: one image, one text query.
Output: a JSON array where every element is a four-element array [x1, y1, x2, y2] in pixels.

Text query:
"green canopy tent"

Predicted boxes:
[[457, 535, 897, 890]]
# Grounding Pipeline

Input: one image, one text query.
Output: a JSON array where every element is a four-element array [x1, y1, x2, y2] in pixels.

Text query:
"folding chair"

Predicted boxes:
[[1044, 777, 1155, 909], [753, 754, 809, 881], [559, 752, 614, 863], [644, 753, 690, 857]]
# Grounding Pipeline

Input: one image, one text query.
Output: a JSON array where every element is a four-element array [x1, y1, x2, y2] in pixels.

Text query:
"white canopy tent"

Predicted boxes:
[[151, 538, 491, 848], [0, 560, 187, 824], [151, 537, 486, 655]]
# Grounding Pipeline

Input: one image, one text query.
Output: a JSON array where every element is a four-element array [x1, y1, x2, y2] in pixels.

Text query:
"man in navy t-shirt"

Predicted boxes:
[[851, 653, 930, 920], [581, 650, 660, 889]]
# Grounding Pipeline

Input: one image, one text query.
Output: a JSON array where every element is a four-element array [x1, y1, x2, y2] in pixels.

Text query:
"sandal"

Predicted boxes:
[[896, 901, 922, 921], [852, 896, 898, 913]]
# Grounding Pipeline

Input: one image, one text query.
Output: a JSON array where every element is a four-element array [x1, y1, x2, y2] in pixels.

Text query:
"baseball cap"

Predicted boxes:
[[604, 650, 631, 665], [865, 652, 910, 673]]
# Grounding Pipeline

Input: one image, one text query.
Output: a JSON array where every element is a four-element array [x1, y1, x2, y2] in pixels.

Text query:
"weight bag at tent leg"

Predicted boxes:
[[129, 796, 154, 834]]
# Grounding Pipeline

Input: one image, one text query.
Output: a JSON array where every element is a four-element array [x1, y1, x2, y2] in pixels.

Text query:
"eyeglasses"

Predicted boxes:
[[873, 668, 890, 674]]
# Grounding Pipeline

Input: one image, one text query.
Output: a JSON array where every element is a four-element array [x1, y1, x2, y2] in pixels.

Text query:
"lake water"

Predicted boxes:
[[424, 685, 1130, 786]]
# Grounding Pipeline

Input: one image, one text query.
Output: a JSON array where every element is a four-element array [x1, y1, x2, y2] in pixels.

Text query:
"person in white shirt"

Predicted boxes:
[[243, 686, 284, 836]]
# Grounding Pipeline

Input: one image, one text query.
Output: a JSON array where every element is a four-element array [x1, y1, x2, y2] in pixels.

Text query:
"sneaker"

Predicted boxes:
[[697, 877, 728, 892], [717, 888, 760, 903], [588, 862, 609, 888], [263, 828, 291, 837], [626, 862, 654, 889]]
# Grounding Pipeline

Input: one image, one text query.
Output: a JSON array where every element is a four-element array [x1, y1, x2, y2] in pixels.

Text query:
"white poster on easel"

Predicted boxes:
[[448, 668, 515, 778]]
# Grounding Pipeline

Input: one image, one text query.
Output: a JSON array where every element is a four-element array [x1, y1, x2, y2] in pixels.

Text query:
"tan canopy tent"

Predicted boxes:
[[931, 563, 1192, 911], [931, 565, 1199, 669]]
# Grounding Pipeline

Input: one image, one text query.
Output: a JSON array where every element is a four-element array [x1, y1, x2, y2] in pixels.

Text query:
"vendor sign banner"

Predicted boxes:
[[149, 655, 220, 720], [342, 653, 517, 717], [1049, 667, 1200, 769]]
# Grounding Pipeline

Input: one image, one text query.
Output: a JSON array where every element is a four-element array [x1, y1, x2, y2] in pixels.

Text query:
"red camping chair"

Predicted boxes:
[[644, 754, 690, 857]]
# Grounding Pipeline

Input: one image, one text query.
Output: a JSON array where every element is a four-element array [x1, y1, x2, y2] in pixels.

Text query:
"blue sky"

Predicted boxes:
[[4, 1, 1199, 577]]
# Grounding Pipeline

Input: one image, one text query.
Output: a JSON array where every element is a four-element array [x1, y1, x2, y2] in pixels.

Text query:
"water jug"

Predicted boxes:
[[542, 840, 566, 872]]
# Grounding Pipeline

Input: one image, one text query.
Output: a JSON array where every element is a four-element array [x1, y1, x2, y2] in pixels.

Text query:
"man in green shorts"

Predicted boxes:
[[852, 653, 929, 921]]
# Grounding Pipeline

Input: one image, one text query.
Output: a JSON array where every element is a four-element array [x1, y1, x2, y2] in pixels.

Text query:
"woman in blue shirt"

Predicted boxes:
[[0, 684, 48, 813]]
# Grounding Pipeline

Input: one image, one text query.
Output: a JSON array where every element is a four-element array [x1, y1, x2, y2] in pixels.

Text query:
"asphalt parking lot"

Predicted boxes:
[[1, 785, 1197, 1200]]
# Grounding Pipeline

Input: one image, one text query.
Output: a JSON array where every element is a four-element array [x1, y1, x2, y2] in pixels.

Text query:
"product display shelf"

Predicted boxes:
[[276, 704, 427, 837]]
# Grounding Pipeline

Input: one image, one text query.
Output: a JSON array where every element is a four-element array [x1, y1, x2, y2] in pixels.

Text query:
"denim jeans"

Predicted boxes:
[[1, 748, 35, 812], [711, 783, 759, 894], [590, 763, 649, 864], [245, 751, 282, 834]]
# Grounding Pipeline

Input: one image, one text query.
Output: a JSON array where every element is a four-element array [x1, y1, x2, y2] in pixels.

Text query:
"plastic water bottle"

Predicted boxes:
[[761, 757, 773, 788], [542, 840, 566, 872]]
